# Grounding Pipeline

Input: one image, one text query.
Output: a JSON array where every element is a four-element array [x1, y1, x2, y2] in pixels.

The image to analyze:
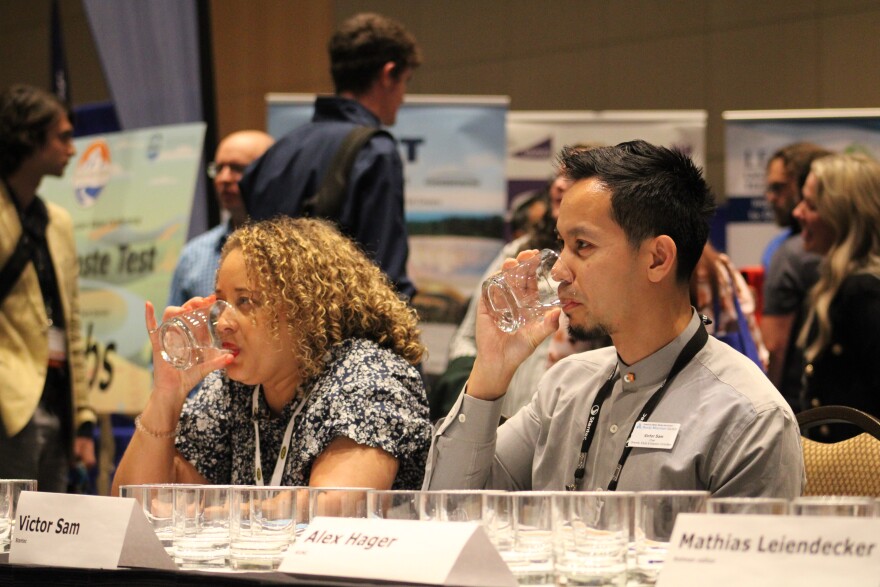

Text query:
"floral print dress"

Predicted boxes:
[[176, 338, 431, 489]]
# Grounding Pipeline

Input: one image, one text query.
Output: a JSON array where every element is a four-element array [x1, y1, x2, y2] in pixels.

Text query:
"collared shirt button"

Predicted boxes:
[[610, 424, 619, 433], [458, 414, 467, 423]]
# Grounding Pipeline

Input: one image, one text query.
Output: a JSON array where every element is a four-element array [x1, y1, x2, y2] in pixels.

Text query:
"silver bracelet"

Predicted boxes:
[[134, 414, 177, 439]]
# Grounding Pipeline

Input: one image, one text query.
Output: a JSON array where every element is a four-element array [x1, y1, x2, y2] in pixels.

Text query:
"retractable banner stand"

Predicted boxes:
[[39, 123, 206, 413], [507, 109, 707, 214], [723, 109, 880, 267], [267, 94, 509, 375]]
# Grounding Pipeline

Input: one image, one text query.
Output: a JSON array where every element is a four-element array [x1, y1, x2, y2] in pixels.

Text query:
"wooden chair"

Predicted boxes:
[[796, 406, 880, 497]]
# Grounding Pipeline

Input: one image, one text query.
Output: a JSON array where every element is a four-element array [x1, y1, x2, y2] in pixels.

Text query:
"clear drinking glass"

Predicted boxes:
[[419, 490, 485, 522], [554, 491, 629, 587], [706, 497, 789, 515], [634, 491, 708, 585], [0, 479, 37, 553], [482, 249, 561, 333], [120, 483, 183, 556], [309, 487, 369, 519], [790, 495, 876, 517], [229, 486, 297, 571], [482, 491, 514, 553], [506, 491, 557, 585], [367, 490, 421, 520], [158, 300, 234, 369], [172, 485, 232, 569]]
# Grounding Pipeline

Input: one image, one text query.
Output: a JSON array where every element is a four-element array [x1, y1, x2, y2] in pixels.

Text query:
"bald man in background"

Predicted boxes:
[[168, 130, 274, 306]]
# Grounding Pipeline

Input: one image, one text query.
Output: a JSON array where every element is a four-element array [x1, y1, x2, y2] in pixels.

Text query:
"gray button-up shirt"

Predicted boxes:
[[424, 312, 805, 498]]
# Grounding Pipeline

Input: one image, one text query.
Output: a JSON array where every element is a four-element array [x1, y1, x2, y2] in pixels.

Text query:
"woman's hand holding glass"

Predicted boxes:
[[145, 296, 235, 405]]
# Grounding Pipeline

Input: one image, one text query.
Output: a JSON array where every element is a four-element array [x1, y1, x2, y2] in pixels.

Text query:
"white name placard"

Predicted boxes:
[[9, 491, 175, 570], [280, 517, 516, 587], [658, 513, 880, 587]]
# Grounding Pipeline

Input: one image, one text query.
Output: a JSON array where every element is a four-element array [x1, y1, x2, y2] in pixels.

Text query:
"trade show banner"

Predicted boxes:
[[40, 123, 206, 413], [724, 109, 880, 267], [507, 109, 707, 211], [267, 94, 508, 375]]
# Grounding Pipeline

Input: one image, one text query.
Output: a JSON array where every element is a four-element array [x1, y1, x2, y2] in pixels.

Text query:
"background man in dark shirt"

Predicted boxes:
[[760, 142, 831, 410], [240, 13, 421, 299]]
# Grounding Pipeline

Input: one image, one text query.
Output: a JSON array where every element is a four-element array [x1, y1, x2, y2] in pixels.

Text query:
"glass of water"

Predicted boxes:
[[309, 487, 369, 519], [790, 495, 876, 517], [706, 497, 788, 515], [506, 491, 557, 585], [554, 491, 629, 587], [120, 483, 186, 556], [0, 479, 37, 553], [367, 490, 422, 520], [172, 485, 232, 569], [229, 486, 297, 571], [634, 490, 708, 585]]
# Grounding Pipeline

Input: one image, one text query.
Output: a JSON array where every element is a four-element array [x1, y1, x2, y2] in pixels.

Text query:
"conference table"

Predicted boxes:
[[0, 555, 444, 587]]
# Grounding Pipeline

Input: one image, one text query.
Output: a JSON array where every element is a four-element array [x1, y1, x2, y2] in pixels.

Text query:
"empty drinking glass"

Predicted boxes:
[[158, 300, 234, 369], [482, 249, 561, 333]]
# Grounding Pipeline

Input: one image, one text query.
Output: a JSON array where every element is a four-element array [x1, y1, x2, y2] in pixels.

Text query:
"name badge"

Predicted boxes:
[[48, 326, 66, 362], [627, 421, 680, 449]]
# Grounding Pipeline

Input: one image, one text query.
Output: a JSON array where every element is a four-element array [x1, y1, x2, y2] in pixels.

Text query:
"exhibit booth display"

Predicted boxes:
[[39, 123, 206, 414], [507, 109, 708, 205], [723, 109, 880, 267]]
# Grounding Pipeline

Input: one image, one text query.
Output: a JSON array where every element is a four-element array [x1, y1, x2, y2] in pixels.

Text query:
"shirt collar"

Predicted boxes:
[[313, 96, 381, 127], [617, 309, 702, 392]]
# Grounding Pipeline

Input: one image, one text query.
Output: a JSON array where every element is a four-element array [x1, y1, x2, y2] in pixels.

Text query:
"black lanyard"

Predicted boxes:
[[566, 322, 708, 492]]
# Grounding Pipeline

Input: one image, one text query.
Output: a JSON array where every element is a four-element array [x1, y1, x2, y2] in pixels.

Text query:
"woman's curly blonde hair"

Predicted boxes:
[[220, 217, 425, 380]]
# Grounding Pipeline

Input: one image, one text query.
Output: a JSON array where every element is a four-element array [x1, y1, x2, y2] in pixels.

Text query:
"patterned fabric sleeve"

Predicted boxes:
[[310, 342, 431, 489], [176, 370, 233, 483]]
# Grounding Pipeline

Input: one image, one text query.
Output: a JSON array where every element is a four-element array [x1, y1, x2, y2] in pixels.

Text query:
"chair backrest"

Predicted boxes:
[[796, 406, 880, 497]]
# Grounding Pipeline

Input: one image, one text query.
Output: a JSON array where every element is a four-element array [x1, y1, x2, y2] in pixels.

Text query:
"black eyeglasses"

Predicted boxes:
[[207, 161, 248, 179]]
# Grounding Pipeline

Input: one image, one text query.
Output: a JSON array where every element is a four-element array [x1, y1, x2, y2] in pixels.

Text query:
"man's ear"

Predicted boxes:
[[379, 62, 397, 88], [645, 235, 677, 283]]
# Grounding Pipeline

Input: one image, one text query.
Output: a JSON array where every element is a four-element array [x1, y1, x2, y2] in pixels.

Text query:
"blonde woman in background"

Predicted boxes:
[[795, 153, 880, 441]]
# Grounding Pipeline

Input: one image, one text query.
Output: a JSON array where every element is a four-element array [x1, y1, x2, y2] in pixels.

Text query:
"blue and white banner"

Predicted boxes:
[[267, 94, 508, 374], [40, 123, 206, 413], [723, 109, 880, 266]]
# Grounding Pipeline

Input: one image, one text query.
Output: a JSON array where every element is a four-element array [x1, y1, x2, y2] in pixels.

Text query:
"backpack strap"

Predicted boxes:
[[302, 126, 390, 220]]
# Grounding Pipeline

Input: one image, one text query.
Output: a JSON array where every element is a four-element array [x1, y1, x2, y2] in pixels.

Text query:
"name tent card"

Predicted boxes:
[[658, 513, 880, 587], [280, 517, 517, 587], [9, 491, 175, 570]]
